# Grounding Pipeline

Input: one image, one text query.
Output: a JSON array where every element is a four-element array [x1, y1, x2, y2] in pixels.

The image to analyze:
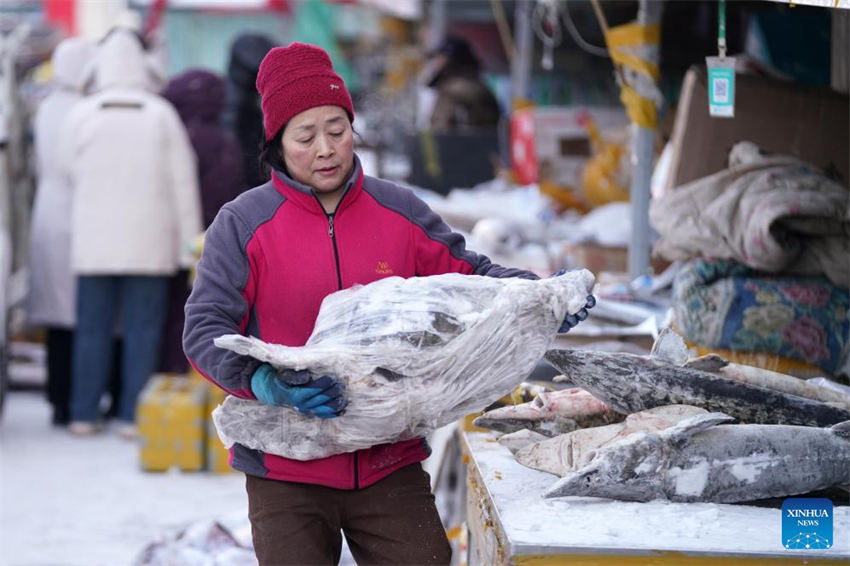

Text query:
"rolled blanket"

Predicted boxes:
[[650, 141, 849, 287]]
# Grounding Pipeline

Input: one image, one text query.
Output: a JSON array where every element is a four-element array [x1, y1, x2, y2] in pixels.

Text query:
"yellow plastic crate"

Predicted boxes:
[[137, 374, 207, 472]]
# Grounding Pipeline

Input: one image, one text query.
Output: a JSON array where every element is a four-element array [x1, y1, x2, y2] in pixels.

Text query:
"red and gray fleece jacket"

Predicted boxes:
[[183, 156, 536, 489]]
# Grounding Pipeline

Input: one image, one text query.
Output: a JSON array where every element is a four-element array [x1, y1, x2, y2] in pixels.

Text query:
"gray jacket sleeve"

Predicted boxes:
[[183, 206, 261, 398]]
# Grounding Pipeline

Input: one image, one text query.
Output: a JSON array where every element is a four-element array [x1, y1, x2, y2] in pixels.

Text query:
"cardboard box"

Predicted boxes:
[[138, 374, 207, 472], [564, 242, 671, 275], [564, 242, 628, 274], [510, 106, 628, 187], [665, 67, 849, 193]]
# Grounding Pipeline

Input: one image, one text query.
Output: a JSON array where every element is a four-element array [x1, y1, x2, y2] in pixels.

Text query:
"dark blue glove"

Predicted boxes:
[[250, 363, 347, 418], [551, 269, 596, 333]]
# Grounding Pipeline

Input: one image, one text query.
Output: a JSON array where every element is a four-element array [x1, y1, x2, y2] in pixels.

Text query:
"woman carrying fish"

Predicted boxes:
[[183, 42, 595, 566]]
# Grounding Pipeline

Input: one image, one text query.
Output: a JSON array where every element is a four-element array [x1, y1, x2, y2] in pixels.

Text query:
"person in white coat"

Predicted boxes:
[[27, 37, 96, 426], [60, 29, 202, 436]]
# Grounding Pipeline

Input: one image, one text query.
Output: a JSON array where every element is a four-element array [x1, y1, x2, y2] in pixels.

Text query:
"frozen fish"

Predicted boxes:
[[515, 404, 707, 476], [544, 329, 850, 427], [213, 270, 595, 460], [472, 387, 623, 436], [544, 413, 850, 503]]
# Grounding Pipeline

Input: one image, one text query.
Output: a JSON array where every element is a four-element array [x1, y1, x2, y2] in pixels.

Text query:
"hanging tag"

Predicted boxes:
[[706, 56, 736, 118], [706, 0, 734, 118]]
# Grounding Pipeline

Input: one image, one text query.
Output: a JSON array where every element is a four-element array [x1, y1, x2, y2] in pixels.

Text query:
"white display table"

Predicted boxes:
[[461, 431, 850, 565]]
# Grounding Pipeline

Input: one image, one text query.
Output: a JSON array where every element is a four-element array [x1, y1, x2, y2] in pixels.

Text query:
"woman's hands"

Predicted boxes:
[[551, 269, 596, 333], [250, 363, 347, 418]]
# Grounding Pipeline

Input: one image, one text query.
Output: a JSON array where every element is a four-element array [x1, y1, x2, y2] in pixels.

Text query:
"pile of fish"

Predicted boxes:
[[508, 405, 708, 476], [544, 329, 850, 427], [473, 329, 850, 503], [212, 270, 595, 460]]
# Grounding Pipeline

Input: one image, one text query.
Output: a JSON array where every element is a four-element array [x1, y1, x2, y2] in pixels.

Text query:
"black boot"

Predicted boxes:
[[52, 405, 70, 426]]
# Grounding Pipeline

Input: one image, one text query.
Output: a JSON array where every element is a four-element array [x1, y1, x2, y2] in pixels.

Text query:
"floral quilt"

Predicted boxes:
[[673, 259, 849, 376]]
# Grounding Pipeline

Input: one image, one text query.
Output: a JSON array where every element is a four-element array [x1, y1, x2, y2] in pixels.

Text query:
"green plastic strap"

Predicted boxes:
[[718, 0, 727, 58]]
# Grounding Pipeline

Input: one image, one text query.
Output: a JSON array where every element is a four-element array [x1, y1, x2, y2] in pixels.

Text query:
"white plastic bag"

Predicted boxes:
[[212, 270, 595, 460]]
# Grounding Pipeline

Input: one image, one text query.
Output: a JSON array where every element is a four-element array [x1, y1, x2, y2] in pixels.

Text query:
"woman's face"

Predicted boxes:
[[281, 105, 354, 194]]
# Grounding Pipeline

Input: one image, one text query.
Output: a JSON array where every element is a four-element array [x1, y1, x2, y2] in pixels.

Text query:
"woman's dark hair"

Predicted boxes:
[[259, 127, 286, 177]]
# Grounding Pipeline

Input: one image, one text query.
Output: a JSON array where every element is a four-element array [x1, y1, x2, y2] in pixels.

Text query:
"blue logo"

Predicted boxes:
[[782, 498, 833, 550]]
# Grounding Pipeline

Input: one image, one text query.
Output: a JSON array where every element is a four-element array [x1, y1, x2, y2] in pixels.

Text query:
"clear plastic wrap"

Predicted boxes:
[[212, 270, 595, 460]]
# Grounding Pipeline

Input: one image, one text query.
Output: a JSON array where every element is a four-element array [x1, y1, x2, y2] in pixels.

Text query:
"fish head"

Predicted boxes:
[[545, 461, 609, 499], [544, 433, 665, 501]]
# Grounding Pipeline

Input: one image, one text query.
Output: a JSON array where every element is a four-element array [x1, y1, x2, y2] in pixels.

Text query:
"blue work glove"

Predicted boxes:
[[250, 363, 347, 418], [551, 269, 596, 333]]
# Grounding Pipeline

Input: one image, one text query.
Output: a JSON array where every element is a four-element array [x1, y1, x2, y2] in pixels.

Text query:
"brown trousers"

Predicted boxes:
[[246, 463, 452, 566]]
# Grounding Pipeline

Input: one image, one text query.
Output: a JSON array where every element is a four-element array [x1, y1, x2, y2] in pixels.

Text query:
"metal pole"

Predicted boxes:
[[628, 0, 662, 280], [512, 0, 534, 103], [427, 0, 448, 51]]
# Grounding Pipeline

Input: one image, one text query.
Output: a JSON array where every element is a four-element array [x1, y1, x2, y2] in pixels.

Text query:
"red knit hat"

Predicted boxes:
[[255, 42, 354, 141]]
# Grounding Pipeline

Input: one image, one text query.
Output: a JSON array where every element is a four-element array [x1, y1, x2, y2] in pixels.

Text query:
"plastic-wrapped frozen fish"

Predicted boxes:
[[212, 270, 595, 460]]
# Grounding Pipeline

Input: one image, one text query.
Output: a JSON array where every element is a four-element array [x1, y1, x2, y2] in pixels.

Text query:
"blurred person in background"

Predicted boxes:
[[183, 42, 593, 566], [27, 37, 95, 427], [82, 16, 169, 94], [159, 69, 242, 374], [422, 35, 501, 131], [222, 32, 277, 191], [60, 29, 202, 437]]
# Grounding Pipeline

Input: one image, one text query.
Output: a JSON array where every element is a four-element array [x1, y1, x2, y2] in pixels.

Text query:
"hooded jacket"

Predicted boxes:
[[183, 157, 534, 489], [164, 69, 242, 228], [60, 31, 202, 275], [27, 37, 95, 327]]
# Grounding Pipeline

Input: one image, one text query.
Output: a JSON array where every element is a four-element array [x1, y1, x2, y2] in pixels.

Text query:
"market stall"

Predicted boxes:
[[461, 431, 850, 566]]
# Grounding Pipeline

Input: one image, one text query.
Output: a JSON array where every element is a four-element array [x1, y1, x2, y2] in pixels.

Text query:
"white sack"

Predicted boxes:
[[212, 270, 595, 460]]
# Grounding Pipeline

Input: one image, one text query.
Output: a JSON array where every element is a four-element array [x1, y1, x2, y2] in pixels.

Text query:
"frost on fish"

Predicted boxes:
[[686, 354, 850, 409], [212, 270, 595, 460], [545, 347, 850, 427], [515, 405, 707, 476], [472, 387, 623, 436], [496, 429, 549, 454], [544, 414, 850, 503]]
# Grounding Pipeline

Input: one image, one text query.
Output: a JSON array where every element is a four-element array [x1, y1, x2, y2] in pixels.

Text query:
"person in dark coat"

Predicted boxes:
[[422, 35, 501, 131], [165, 69, 243, 228], [159, 69, 242, 373], [222, 33, 277, 191]]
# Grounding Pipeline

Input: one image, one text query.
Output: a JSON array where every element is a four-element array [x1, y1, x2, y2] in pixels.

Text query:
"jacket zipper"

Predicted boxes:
[[320, 202, 356, 487], [327, 213, 343, 290]]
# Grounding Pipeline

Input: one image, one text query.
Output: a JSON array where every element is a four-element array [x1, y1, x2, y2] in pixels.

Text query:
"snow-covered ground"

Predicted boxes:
[[0, 390, 248, 566]]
